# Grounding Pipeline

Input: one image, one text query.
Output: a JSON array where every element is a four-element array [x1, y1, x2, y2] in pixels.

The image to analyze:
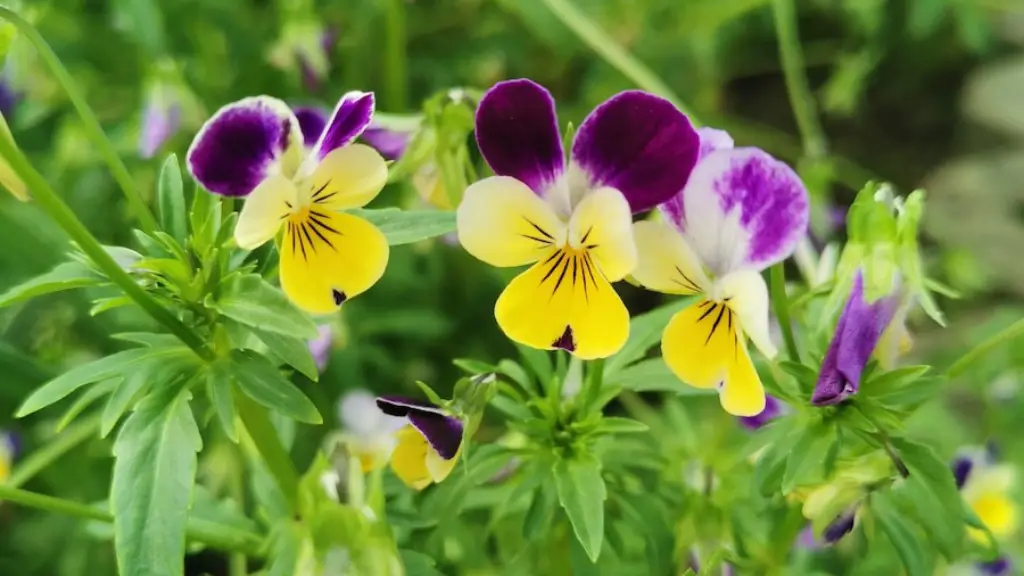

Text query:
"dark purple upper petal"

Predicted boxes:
[[293, 106, 328, 147], [738, 394, 783, 430], [313, 91, 375, 161], [186, 97, 300, 197], [979, 556, 1012, 576], [951, 455, 974, 490], [361, 123, 412, 160], [375, 395, 444, 416], [812, 272, 901, 406], [822, 511, 856, 544], [0, 78, 17, 119], [571, 90, 699, 213], [475, 79, 564, 196], [408, 411, 464, 460]]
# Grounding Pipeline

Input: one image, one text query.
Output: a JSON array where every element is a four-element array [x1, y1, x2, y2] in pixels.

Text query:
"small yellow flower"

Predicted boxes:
[[376, 396, 464, 490]]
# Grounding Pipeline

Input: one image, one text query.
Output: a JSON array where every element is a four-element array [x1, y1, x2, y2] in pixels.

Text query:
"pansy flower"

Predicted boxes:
[[0, 430, 19, 482], [186, 92, 389, 314], [334, 390, 405, 473], [811, 270, 901, 406], [375, 396, 464, 490], [953, 448, 1019, 543], [457, 79, 700, 359], [631, 129, 809, 416]]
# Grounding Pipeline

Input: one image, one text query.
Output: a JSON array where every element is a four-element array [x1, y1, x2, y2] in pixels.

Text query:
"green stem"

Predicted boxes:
[[0, 135, 210, 359], [946, 317, 1024, 379], [0, 7, 158, 233], [383, 0, 408, 111], [236, 391, 299, 513], [771, 0, 827, 160], [7, 413, 101, 488], [228, 446, 248, 576], [769, 264, 801, 363], [581, 358, 605, 413], [0, 484, 264, 555]]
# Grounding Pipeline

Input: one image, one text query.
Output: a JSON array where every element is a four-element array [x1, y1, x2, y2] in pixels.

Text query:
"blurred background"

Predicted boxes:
[[1, 0, 1023, 574]]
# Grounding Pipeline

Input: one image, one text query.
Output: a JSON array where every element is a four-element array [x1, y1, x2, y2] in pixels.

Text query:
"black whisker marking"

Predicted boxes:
[[520, 234, 552, 245], [307, 216, 341, 238], [308, 211, 342, 235], [571, 254, 578, 287], [727, 308, 733, 332], [552, 256, 571, 294], [580, 255, 591, 303], [296, 225, 308, 261], [542, 250, 562, 265], [311, 180, 331, 199], [582, 254, 598, 292], [300, 222, 316, 255], [697, 303, 718, 322], [697, 300, 712, 308], [306, 218, 336, 250], [313, 191, 338, 204], [541, 251, 566, 284], [524, 218, 554, 240], [705, 305, 726, 346], [580, 226, 593, 244]]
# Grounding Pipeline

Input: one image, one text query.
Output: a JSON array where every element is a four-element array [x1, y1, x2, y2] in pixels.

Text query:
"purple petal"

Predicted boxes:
[[293, 106, 328, 148], [186, 97, 299, 197], [572, 90, 699, 213], [307, 324, 332, 371], [796, 525, 819, 549], [1, 430, 20, 460], [681, 148, 809, 275], [475, 79, 564, 196], [313, 91, 375, 161], [738, 395, 784, 430], [139, 98, 181, 159], [812, 272, 901, 406], [375, 395, 444, 416], [0, 78, 17, 119], [979, 556, 1012, 576], [822, 511, 856, 544], [361, 123, 411, 161], [660, 127, 734, 230], [407, 411, 463, 460], [952, 455, 974, 490]]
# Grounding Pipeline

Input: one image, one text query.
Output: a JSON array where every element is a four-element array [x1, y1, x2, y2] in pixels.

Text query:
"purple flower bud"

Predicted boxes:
[[0, 78, 18, 120], [360, 123, 412, 161], [978, 556, 1012, 576], [952, 455, 974, 490], [738, 394, 784, 430], [139, 87, 182, 159], [308, 325, 333, 372], [822, 511, 856, 544]]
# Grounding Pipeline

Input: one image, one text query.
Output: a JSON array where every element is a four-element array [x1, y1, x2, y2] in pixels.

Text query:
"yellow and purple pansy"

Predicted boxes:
[[457, 79, 700, 359], [375, 396, 464, 490], [811, 270, 901, 406], [0, 430, 19, 482], [186, 92, 389, 314], [953, 448, 1019, 543], [334, 390, 405, 473], [632, 129, 809, 416]]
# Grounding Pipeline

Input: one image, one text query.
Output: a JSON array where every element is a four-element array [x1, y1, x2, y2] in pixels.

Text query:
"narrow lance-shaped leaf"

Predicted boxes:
[[213, 274, 318, 339], [158, 154, 188, 245], [350, 208, 456, 246], [231, 350, 322, 424], [554, 453, 607, 562], [112, 384, 202, 576], [0, 261, 102, 308]]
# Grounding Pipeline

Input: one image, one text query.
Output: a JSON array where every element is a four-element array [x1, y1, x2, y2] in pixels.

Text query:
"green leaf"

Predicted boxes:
[[497, 358, 537, 396], [523, 482, 558, 541], [517, 344, 553, 391], [414, 381, 445, 406], [230, 350, 321, 424], [890, 437, 965, 558], [871, 491, 933, 576], [782, 420, 834, 493], [266, 523, 310, 576], [157, 154, 186, 244], [251, 327, 319, 382], [554, 453, 607, 562], [111, 333, 182, 348], [58, 379, 116, 431], [754, 418, 801, 497], [17, 346, 188, 417], [189, 485, 259, 535], [188, 186, 221, 257], [592, 416, 649, 435], [351, 208, 456, 245], [214, 275, 318, 339], [604, 298, 693, 377], [112, 385, 201, 576], [205, 360, 238, 441], [400, 550, 446, 576], [453, 358, 497, 375], [606, 358, 714, 395], [0, 261, 102, 308], [101, 354, 192, 438], [777, 360, 818, 395]]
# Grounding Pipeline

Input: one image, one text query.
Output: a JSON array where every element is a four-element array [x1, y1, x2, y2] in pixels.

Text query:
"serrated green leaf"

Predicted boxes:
[[604, 298, 693, 377], [778, 360, 818, 394], [90, 296, 133, 316], [754, 418, 801, 497], [516, 344, 553, 391], [592, 416, 649, 435], [606, 357, 715, 395], [189, 485, 259, 535], [189, 186, 221, 257], [112, 385, 201, 576], [890, 437, 964, 558], [101, 350, 197, 438], [57, 379, 116, 432], [111, 333, 182, 348], [231, 350, 321, 424], [453, 358, 497, 375], [414, 381, 445, 406], [214, 275, 317, 339], [266, 523, 311, 576], [351, 208, 456, 245], [400, 550, 445, 576], [205, 360, 238, 442], [783, 421, 834, 493], [871, 491, 933, 576], [251, 327, 319, 382], [17, 346, 188, 417], [523, 482, 557, 541], [554, 453, 606, 562], [497, 358, 536, 396], [0, 261, 102, 308]]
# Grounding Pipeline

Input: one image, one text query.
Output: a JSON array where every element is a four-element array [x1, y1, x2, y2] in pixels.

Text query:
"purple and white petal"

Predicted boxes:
[[572, 90, 699, 213], [697, 127, 734, 160], [978, 556, 1012, 576], [680, 148, 809, 275], [475, 79, 564, 196], [952, 455, 974, 490], [738, 394, 784, 430], [812, 272, 901, 406], [293, 106, 328, 148], [361, 123, 411, 161], [186, 96, 302, 197], [375, 395, 445, 416], [407, 411, 463, 460], [312, 91, 375, 161]]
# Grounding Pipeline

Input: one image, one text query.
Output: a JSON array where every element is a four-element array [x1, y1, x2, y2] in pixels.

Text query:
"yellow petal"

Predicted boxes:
[[631, 220, 710, 295], [495, 248, 630, 359], [413, 164, 452, 210], [279, 209, 389, 314], [716, 269, 777, 359], [661, 299, 766, 416], [389, 425, 432, 490], [426, 443, 461, 483], [300, 144, 388, 210], [456, 176, 567, 267], [971, 492, 1018, 538], [234, 175, 296, 249], [568, 187, 636, 281]]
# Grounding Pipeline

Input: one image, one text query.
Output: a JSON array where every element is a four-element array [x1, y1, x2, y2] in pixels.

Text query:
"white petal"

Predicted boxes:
[[716, 269, 777, 359]]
